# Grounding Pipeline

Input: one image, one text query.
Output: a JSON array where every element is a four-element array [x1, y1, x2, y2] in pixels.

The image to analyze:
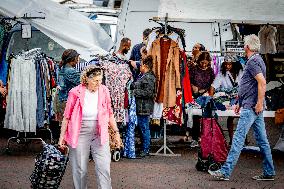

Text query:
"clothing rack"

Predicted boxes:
[[149, 13, 181, 157], [5, 130, 52, 154], [186, 50, 245, 54], [0, 13, 45, 22], [5, 51, 54, 153]]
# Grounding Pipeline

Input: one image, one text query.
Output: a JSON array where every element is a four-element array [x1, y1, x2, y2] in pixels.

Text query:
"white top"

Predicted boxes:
[[211, 70, 243, 90], [82, 89, 99, 120]]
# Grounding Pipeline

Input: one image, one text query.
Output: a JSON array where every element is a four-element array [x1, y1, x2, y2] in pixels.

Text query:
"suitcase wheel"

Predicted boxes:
[[112, 150, 120, 162]]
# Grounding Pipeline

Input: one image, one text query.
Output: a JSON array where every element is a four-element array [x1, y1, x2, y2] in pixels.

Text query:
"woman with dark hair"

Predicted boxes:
[[209, 55, 243, 145], [190, 51, 215, 98], [188, 43, 206, 68], [55, 49, 81, 123], [209, 55, 243, 94], [189, 51, 215, 147]]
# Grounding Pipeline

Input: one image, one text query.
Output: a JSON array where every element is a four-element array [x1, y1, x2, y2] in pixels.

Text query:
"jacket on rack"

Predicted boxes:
[[148, 37, 181, 107], [258, 25, 277, 54]]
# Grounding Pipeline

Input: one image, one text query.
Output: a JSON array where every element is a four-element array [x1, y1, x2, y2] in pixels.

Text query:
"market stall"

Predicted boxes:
[[149, 0, 284, 156], [0, 0, 114, 150]]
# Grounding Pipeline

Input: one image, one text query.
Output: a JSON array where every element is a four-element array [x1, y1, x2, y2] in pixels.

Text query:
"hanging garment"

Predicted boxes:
[[180, 50, 193, 104], [162, 90, 183, 125], [4, 56, 37, 132], [149, 37, 181, 107], [0, 24, 5, 49], [258, 25, 277, 54], [103, 61, 132, 123], [123, 96, 137, 158], [35, 58, 45, 128], [151, 102, 163, 119]]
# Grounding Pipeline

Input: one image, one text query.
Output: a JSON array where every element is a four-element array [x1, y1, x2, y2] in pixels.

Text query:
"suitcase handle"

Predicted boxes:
[[54, 144, 69, 156]]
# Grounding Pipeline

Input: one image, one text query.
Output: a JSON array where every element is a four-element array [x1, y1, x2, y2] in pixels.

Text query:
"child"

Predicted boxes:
[[131, 55, 156, 157]]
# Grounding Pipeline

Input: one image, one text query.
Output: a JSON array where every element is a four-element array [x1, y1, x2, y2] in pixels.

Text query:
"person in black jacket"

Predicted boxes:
[[131, 55, 156, 157]]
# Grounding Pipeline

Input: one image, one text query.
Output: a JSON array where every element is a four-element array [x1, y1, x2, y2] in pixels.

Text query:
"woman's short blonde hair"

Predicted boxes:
[[80, 66, 103, 85]]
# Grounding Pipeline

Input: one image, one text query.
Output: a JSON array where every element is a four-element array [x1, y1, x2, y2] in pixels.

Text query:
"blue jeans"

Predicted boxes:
[[221, 109, 275, 178], [137, 115, 150, 154]]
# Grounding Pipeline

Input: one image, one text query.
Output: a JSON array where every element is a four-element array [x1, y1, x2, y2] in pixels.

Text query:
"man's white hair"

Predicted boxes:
[[244, 34, 261, 52]]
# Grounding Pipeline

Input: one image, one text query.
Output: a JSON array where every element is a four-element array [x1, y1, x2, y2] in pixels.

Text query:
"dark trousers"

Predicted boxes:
[[192, 115, 201, 141]]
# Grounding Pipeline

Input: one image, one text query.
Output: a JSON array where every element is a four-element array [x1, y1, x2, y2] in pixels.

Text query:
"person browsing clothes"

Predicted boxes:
[[58, 66, 121, 189], [209, 55, 243, 145], [55, 49, 81, 123], [189, 51, 215, 148], [130, 55, 156, 157]]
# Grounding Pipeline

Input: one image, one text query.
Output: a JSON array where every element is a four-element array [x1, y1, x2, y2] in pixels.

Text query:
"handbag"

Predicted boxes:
[[275, 108, 284, 125]]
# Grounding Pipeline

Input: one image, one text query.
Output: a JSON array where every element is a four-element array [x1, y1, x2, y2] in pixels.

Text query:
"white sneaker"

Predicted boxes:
[[208, 169, 229, 181], [252, 174, 275, 181]]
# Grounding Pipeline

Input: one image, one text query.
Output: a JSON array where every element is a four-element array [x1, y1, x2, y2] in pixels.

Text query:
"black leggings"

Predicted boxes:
[[191, 115, 201, 141]]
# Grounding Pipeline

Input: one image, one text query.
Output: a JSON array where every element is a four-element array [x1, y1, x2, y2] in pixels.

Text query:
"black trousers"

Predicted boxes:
[[191, 115, 201, 141]]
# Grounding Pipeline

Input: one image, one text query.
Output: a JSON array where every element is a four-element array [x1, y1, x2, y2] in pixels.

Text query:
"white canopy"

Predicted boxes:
[[158, 0, 284, 24], [0, 0, 114, 61]]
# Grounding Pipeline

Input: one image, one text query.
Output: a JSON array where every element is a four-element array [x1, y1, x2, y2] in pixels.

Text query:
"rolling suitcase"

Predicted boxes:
[[30, 143, 69, 189]]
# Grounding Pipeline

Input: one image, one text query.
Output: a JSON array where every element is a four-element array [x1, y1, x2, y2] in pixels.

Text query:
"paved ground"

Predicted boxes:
[[0, 118, 283, 189]]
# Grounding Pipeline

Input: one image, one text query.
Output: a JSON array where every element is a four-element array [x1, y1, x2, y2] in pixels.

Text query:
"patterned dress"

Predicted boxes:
[[123, 96, 137, 158], [103, 61, 132, 123]]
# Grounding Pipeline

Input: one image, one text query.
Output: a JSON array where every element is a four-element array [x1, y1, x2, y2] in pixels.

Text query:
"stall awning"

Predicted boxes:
[[158, 0, 284, 24], [0, 0, 114, 60]]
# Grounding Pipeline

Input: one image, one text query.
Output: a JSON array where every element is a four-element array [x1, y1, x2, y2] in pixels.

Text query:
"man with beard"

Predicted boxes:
[[115, 37, 132, 60], [129, 28, 151, 81]]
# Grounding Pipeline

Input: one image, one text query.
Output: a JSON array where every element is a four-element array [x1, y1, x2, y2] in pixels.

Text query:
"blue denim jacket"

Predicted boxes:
[[58, 65, 80, 102]]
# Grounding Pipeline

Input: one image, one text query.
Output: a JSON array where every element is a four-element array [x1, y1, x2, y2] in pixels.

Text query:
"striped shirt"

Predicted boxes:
[[75, 58, 100, 72]]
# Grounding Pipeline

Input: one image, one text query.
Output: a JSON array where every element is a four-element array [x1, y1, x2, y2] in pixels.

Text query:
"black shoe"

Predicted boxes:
[[138, 152, 146, 158], [252, 174, 275, 181]]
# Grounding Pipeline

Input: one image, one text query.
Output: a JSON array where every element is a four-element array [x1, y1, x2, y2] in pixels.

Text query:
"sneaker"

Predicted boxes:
[[137, 152, 146, 158], [252, 174, 275, 181], [190, 140, 199, 148], [208, 169, 229, 181]]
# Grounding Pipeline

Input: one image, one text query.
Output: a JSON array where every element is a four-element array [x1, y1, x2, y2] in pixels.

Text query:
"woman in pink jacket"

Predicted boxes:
[[58, 66, 120, 189]]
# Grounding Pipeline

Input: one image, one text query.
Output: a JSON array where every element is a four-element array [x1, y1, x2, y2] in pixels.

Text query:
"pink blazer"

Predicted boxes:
[[63, 84, 113, 148]]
